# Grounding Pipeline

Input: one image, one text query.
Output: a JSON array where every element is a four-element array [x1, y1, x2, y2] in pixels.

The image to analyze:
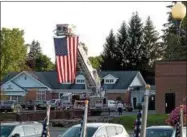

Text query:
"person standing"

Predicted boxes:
[[117, 101, 123, 115]]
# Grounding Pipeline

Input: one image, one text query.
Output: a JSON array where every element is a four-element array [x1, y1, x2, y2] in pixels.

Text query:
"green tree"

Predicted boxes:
[[26, 40, 55, 71], [162, 2, 187, 60], [116, 21, 130, 70], [127, 12, 144, 70], [0, 28, 27, 79], [89, 56, 102, 70], [35, 53, 55, 71], [142, 16, 162, 70], [28, 40, 42, 59], [26, 40, 41, 70], [100, 30, 118, 70]]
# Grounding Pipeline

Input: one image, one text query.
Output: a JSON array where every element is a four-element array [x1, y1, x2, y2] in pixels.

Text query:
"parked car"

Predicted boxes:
[[58, 123, 130, 137], [39, 100, 51, 110], [107, 100, 117, 111], [62, 102, 72, 110], [0, 121, 43, 137], [25, 100, 44, 110], [0, 100, 21, 112], [146, 125, 186, 137]]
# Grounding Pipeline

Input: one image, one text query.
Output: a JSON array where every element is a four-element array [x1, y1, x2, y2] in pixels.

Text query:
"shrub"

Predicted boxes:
[[165, 105, 187, 127]]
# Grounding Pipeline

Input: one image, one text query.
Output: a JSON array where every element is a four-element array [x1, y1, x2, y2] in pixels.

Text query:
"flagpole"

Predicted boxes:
[[46, 104, 51, 137], [140, 84, 150, 137], [180, 106, 183, 137], [82, 100, 89, 137]]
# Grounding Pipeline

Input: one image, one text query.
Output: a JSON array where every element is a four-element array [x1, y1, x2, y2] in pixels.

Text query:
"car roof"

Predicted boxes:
[[73, 123, 123, 128], [147, 125, 174, 130], [1, 121, 42, 126]]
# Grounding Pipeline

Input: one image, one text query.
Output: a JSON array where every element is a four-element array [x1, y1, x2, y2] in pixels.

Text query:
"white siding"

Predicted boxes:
[[103, 74, 118, 84], [130, 75, 143, 87], [1, 81, 25, 92], [13, 73, 46, 88]]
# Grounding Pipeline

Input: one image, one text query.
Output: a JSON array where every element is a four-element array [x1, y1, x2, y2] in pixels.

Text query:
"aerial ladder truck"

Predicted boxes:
[[53, 24, 107, 114]]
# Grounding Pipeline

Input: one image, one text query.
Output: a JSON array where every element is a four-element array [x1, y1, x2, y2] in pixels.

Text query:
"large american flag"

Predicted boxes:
[[134, 110, 142, 137], [54, 36, 79, 83]]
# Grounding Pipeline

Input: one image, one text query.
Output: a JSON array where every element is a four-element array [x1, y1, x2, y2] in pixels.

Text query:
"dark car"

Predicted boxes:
[[0, 121, 43, 137], [0, 100, 21, 112], [146, 126, 186, 137], [25, 100, 44, 110]]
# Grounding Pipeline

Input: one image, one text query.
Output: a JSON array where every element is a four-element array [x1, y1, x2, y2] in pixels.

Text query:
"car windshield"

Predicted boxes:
[[61, 126, 98, 137], [146, 128, 173, 137], [0, 125, 15, 137]]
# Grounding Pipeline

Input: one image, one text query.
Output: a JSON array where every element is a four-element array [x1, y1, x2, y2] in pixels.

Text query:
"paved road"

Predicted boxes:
[[50, 127, 134, 137]]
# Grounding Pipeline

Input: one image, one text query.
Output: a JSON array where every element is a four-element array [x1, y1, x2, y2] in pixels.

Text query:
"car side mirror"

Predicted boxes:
[[12, 133, 20, 137]]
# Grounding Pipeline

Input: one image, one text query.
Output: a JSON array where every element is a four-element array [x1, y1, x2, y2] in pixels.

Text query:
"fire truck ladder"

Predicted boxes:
[[53, 24, 101, 97], [77, 45, 101, 96]]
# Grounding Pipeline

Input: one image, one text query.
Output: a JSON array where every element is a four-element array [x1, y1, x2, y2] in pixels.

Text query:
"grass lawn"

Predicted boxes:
[[110, 114, 168, 132]]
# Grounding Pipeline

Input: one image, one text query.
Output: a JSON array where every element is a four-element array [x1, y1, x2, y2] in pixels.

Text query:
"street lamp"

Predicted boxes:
[[171, 2, 186, 35]]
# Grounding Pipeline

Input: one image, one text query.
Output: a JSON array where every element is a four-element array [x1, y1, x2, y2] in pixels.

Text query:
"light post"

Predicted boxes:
[[140, 84, 151, 137], [171, 2, 186, 35]]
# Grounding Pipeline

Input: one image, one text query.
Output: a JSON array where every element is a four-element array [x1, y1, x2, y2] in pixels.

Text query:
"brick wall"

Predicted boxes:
[[107, 92, 129, 102], [25, 90, 37, 101], [46, 92, 52, 100], [52, 93, 59, 99], [155, 61, 187, 114]]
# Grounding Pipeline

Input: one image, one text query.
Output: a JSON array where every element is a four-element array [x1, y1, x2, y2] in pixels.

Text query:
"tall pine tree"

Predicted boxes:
[[100, 30, 118, 70], [142, 16, 162, 71], [116, 21, 130, 70], [127, 12, 144, 70]]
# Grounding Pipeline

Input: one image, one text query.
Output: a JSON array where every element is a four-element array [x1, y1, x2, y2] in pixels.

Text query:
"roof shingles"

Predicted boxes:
[[2, 71, 139, 90]]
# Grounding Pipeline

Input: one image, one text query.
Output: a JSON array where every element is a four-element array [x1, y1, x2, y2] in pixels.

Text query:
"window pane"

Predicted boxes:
[[146, 129, 173, 137], [0, 125, 15, 137], [61, 127, 97, 137], [106, 126, 117, 137], [95, 127, 107, 137]]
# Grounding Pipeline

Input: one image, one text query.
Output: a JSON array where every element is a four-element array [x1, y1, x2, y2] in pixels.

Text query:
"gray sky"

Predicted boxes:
[[1, 2, 171, 62]]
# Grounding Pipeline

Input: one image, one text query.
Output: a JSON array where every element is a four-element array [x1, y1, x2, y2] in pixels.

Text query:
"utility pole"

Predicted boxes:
[[140, 84, 150, 137]]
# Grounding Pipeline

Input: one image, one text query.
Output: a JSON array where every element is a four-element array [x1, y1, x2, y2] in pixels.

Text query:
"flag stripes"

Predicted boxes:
[[54, 36, 79, 83], [134, 110, 142, 137]]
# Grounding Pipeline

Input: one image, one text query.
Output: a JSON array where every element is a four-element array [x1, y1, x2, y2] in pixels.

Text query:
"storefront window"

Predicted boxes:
[[36, 91, 46, 100]]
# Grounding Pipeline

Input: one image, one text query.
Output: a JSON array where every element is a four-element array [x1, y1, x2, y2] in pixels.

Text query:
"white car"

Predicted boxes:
[[107, 100, 117, 111], [146, 125, 186, 137], [59, 123, 129, 137]]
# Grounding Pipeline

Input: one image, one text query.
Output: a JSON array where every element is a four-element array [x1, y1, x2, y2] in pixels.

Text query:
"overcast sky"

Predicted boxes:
[[1, 2, 171, 62]]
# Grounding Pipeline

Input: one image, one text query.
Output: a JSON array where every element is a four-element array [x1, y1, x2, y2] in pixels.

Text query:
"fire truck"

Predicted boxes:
[[53, 24, 107, 115]]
